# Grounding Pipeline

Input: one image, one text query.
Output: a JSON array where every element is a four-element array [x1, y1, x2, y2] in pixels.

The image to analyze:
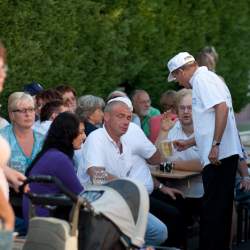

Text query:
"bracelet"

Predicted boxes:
[[158, 183, 164, 190], [242, 176, 250, 181]]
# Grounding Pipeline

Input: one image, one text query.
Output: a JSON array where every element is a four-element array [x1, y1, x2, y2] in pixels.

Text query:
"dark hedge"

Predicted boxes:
[[0, 0, 249, 117]]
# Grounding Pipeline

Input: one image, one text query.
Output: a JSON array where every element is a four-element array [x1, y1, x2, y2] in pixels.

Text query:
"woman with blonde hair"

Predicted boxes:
[[0, 92, 44, 174]]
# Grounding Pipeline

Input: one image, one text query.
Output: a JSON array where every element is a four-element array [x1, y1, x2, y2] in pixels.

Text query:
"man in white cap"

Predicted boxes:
[[77, 97, 168, 247], [167, 52, 242, 250]]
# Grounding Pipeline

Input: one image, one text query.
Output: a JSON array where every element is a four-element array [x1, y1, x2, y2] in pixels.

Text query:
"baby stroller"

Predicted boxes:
[[22, 175, 149, 250]]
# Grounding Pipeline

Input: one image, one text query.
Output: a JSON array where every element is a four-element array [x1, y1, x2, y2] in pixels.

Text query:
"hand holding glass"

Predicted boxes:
[[92, 167, 107, 185]]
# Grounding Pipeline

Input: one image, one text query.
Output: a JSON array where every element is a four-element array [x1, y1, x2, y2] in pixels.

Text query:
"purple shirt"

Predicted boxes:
[[23, 148, 83, 223]]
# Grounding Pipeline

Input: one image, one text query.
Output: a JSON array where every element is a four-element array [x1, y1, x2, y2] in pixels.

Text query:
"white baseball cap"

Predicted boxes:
[[107, 96, 133, 112], [167, 52, 195, 82]]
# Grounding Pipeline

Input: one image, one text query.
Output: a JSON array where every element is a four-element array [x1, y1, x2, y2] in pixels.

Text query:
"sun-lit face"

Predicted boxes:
[[104, 103, 132, 139], [10, 100, 36, 129], [72, 122, 86, 150], [178, 95, 193, 126], [0, 57, 7, 93], [133, 92, 151, 117], [172, 68, 192, 89]]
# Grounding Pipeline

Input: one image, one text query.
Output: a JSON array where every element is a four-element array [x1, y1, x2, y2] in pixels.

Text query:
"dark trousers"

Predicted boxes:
[[150, 191, 186, 248], [199, 154, 238, 250]]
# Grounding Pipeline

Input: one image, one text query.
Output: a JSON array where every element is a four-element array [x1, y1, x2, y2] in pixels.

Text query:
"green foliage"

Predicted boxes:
[[0, 0, 249, 116]]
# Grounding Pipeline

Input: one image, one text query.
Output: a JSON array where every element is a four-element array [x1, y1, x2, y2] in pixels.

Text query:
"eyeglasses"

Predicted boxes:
[[179, 105, 192, 112], [12, 108, 35, 114]]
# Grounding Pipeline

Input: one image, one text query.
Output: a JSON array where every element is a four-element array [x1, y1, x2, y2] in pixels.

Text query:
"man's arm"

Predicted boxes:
[[87, 167, 117, 182], [153, 177, 183, 200], [213, 102, 228, 143], [172, 159, 202, 172], [208, 102, 228, 164], [173, 137, 196, 151], [146, 149, 162, 165], [237, 159, 250, 191]]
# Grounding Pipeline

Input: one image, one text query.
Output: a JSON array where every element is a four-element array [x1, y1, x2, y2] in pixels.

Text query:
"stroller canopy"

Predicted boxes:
[[81, 178, 149, 247]]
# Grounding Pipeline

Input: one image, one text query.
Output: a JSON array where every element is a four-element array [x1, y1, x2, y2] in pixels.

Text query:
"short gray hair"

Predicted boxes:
[[104, 100, 130, 113], [76, 95, 105, 122], [8, 92, 34, 112]]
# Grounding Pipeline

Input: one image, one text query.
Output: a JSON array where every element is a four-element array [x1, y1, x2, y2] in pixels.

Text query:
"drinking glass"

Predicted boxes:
[[92, 167, 107, 185], [159, 140, 173, 159]]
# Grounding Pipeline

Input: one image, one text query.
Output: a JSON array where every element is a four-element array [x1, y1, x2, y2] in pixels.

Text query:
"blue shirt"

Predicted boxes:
[[0, 124, 44, 174]]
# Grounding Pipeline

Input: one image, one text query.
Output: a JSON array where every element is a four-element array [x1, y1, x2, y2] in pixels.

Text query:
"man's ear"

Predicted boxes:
[[103, 112, 110, 123]]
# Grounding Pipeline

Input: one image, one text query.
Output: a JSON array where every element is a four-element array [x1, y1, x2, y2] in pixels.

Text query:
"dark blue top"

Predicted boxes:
[[22, 148, 83, 223], [84, 121, 98, 136]]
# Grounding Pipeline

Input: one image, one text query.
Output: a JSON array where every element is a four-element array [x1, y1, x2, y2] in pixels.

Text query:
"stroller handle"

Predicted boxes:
[[20, 175, 79, 203]]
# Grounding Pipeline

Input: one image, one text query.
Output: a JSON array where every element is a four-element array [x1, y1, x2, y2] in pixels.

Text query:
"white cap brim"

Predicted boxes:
[[167, 73, 175, 82]]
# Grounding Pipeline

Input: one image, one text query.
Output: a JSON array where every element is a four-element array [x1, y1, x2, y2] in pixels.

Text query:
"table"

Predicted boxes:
[[151, 169, 200, 179], [151, 169, 202, 196]]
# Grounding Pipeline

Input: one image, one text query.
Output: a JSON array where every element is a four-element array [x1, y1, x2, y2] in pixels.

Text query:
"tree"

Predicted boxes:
[[0, 0, 249, 117]]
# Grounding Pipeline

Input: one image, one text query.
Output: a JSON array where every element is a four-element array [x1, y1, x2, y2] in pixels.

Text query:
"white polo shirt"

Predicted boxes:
[[190, 66, 242, 167], [123, 123, 155, 194], [77, 123, 155, 193], [80, 125, 132, 177], [167, 121, 203, 198]]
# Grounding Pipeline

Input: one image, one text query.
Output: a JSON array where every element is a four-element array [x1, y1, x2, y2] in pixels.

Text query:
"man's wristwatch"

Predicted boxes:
[[212, 140, 220, 147], [158, 183, 164, 190], [242, 176, 250, 181]]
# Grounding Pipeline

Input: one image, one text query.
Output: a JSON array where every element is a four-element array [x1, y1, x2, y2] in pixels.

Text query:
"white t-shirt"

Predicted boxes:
[[190, 66, 242, 167], [77, 123, 155, 193], [123, 123, 155, 193], [77, 126, 133, 187], [167, 121, 203, 198]]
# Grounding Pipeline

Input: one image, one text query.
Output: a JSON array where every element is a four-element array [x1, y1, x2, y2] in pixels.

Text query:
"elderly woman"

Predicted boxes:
[[0, 92, 44, 175], [76, 94, 105, 136]]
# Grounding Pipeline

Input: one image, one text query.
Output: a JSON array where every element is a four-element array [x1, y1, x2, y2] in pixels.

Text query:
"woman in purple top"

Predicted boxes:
[[23, 112, 86, 224]]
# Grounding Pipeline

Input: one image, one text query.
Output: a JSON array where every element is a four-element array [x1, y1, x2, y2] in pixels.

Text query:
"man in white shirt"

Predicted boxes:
[[167, 52, 242, 250], [78, 97, 167, 247]]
